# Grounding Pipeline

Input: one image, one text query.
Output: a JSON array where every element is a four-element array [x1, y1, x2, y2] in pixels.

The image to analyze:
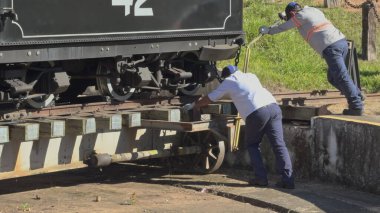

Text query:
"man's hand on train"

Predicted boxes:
[[182, 102, 195, 111], [259, 26, 270, 35]]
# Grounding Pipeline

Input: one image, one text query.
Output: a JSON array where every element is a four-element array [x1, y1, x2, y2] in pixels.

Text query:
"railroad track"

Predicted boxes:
[[0, 96, 185, 121], [1, 90, 379, 121], [275, 90, 380, 106]]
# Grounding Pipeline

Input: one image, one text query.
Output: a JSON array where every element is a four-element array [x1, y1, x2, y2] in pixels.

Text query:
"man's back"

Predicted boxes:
[[208, 71, 276, 120], [295, 6, 345, 54], [268, 6, 345, 55]]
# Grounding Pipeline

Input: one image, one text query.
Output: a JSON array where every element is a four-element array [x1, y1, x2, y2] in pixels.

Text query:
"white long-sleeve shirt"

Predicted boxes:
[[208, 71, 276, 120], [268, 6, 345, 55]]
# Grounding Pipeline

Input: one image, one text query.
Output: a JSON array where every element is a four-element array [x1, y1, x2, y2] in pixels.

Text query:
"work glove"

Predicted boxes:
[[259, 26, 270, 35], [182, 102, 195, 111], [278, 12, 287, 21]]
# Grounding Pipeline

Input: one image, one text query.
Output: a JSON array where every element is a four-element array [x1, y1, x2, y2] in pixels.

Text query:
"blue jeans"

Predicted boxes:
[[323, 39, 363, 110], [245, 103, 293, 184]]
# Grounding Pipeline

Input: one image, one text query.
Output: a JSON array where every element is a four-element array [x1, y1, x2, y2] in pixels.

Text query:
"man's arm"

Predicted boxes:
[[268, 19, 297, 35], [191, 79, 230, 110], [194, 95, 213, 110]]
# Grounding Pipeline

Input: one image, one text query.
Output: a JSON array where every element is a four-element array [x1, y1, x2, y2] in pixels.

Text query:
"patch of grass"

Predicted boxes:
[[236, 1, 380, 92], [121, 192, 137, 205], [17, 203, 31, 212]]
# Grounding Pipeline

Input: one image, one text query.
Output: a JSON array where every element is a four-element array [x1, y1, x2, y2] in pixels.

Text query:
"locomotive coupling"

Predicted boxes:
[[0, 9, 18, 32], [0, 9, 18, 21]]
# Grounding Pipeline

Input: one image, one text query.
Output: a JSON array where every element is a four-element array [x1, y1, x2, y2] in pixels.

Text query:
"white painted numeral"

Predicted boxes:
[[112, 0, 153, 16], [135, 0, 153, 16], [112, 0, 133, 16]]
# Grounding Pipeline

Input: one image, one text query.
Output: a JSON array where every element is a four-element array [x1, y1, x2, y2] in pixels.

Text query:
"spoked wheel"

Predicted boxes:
[[27, 94, 55, 108], [174, 131, 226, 174], [96, 61, 135, 102]]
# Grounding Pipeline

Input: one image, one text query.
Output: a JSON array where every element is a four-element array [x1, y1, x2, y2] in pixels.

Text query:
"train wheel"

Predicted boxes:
[[174, 131, 225, 174], [194, 131, 226, 173], [27, 94, 55, 108], [96, 61, 135, 102], [175, 52, 203, 96]]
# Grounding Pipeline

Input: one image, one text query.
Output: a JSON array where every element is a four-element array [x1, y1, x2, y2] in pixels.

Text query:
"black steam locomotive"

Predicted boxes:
[[0, 0, 243, 108]]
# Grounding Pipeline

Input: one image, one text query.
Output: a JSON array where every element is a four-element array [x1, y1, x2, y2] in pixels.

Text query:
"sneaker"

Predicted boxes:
[[248, 178, 268, 187], [342, 108, 363, 116], [275, 181, 295, 189]]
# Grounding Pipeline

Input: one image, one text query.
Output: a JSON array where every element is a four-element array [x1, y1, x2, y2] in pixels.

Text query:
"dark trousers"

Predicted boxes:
[[323, 39, 363, 110], [245, 103, 293, 183]]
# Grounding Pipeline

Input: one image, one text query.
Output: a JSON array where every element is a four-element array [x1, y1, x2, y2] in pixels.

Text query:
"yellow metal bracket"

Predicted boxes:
[[231, 33, 264, 151]]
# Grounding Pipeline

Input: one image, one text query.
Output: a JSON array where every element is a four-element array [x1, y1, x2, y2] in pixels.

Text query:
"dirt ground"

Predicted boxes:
[[0, 164, 273, 213], [1, 163, 378, 213]]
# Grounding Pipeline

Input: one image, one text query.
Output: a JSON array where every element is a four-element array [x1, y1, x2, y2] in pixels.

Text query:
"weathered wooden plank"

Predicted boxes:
[[95, 114, 122, 131], [324, 0, 342, 8], [201, 103, 233, 115], [140, 119, 228, 132], [10, 123, 40, 141], [88, 111, 141, 128], [38, 120, 65, 138], [201, 104, 222, 114], [65, 117, 96, 135], [140, 120, 203, 132], [362, 2, 377, 61], [120, 111, 141, 128], [0, 126, 10, 143], [140, 108, 181, 122]]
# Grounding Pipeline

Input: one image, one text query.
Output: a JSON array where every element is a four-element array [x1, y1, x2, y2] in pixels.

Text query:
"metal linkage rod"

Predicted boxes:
[[86, 146, 202, 167]]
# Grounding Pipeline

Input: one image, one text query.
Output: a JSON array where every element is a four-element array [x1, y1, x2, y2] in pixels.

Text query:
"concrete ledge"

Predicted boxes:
[[225, 115, 380, 195], [225, 124, 315, 179], [312, 115, 380, 194]]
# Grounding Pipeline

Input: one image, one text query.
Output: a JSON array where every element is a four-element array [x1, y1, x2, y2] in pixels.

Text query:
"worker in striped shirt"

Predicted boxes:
[[259, 2, 364, 116]]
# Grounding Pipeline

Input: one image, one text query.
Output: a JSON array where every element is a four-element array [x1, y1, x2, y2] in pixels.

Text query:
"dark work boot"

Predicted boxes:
[[342, 108, 363, 116], [359, 93, 366, 101], [275, 181, 295, 189], [248, 178, 268, 187]]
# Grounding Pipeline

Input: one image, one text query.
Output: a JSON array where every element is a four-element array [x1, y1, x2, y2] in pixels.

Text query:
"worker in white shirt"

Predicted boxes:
[[188, 65, 294, 189], [259, 2, 364, 116]]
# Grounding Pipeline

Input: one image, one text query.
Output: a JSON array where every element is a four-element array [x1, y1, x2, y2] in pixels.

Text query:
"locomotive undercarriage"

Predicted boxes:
[[0, 62, 70, 108], [0, 51, 218, 108]]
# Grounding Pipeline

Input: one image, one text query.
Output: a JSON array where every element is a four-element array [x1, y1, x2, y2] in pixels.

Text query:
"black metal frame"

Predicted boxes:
[[346, 40, 361, 90]]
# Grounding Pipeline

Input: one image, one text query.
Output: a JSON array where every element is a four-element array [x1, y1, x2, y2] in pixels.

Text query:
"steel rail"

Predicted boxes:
[[0, 96, 185, 121], [280, 92, 380, 106]]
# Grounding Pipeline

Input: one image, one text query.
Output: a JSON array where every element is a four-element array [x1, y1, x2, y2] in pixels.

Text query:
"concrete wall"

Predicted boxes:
[[313, 117, 380, 194], [225, 124, 315, 179], [225, 117, 380, 195]]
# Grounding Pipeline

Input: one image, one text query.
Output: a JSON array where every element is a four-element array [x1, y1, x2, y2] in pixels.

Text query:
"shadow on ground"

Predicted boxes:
[[0, 163, 379, 212]]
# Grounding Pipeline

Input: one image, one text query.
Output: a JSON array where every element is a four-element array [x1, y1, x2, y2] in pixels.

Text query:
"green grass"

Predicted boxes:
[[233, 1, 380, 92]]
